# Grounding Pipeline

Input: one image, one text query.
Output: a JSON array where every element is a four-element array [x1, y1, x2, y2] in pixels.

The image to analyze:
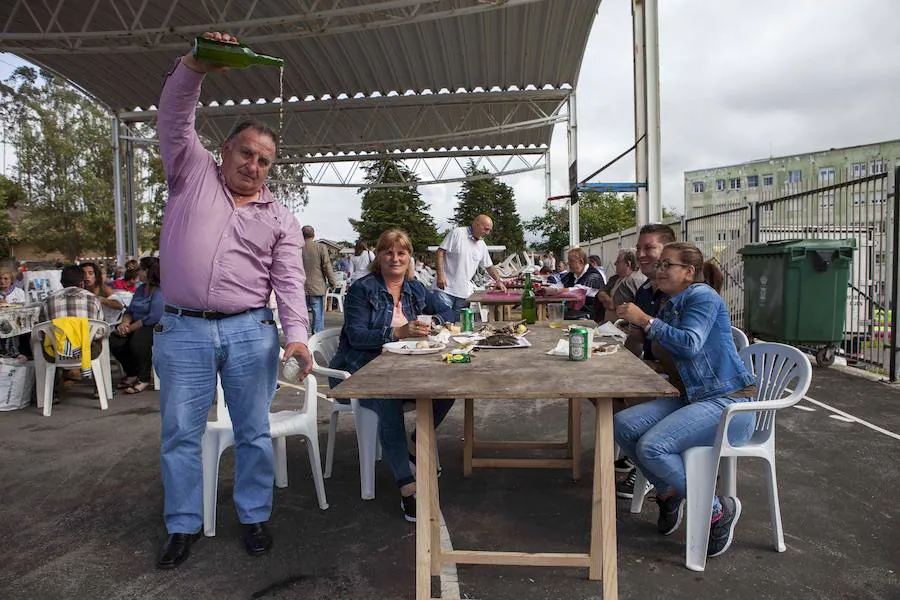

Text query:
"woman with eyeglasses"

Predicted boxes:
[[612, 242, 757, 560]]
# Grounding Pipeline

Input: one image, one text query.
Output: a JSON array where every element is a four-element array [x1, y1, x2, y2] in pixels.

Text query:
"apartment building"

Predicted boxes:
[[683, 139, 900, 217]]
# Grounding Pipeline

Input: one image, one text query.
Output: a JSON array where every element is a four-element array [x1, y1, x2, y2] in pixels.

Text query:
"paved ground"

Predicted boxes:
[[1, 312, 898, 600]]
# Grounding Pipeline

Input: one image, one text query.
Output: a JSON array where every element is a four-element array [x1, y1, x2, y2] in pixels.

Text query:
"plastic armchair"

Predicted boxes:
[[201, 369, 328, 537], [325, 283, 347, 313], [30, 319, 113, 417], [731, 326, 750, 351], [308, 328, 380, 501], [630, 342, 812, 571]]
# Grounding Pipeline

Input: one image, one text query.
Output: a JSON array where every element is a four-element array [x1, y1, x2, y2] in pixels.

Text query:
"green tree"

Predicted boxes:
[[451, 161, 525, 252], [0, 175, 22, 257], [0, 66, 118, 260], [350, 160, 439, 255], [525, 192, 637, 257]]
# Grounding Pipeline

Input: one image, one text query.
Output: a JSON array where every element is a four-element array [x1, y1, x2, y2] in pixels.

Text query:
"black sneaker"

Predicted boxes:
[[400, 494, 416, 523], [656, 494, 685, 536], [708, 496, 742, 557], [614, 457, 634, 472], [616, 469, 654, 499]]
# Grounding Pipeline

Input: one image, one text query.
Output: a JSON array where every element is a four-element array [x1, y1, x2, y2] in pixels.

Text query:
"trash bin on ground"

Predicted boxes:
[[739, 238, 856, 367]]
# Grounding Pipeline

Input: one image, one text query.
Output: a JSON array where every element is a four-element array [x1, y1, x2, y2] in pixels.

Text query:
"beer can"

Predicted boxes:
[[568, 326, 590, 361], [460, 308, 474, 332]]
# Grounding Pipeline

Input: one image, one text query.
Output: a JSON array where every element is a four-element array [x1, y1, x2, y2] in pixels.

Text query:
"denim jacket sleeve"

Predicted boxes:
[[342, 281, 396, 350], [647, 285, 717, 359]]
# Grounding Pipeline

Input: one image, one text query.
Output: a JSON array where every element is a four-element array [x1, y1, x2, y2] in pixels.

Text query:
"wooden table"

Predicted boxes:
[[467, 289, 587, 322], [330, 324, 678, 600]]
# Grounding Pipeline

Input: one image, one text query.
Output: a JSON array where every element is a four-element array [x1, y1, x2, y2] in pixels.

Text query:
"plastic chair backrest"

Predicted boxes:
[[739, 342, 812, 445], [731, 326, 750, 352], [33, 318, 109, 358], [309, 328, 342, 370]]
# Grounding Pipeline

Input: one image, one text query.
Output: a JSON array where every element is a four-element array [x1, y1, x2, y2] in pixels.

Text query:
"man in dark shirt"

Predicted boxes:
[[614, 223, 676, 500]]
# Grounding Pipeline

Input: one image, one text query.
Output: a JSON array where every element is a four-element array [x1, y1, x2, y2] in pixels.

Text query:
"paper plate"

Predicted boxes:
[[383, 341, 447, 355]]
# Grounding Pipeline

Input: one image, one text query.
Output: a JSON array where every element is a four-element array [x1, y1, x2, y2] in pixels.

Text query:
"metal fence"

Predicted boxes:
[[578, 168, 898, 379]]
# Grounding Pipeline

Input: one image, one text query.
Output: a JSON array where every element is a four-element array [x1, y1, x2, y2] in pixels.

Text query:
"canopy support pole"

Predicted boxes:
[[111, 115, 126, 266], [567, 91, 579, 247]]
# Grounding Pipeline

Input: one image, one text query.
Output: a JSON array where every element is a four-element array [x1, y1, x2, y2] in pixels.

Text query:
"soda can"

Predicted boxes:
[[568, 327, 590, 361], [460, 308, 474, 332]]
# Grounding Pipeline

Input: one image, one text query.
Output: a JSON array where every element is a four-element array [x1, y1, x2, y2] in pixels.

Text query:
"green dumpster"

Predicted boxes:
[[738, 238, 856, 366]]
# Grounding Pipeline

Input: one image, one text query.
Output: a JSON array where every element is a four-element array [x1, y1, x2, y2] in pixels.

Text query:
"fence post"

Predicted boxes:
[[680, 215, 687, 241], [749, 201, 759, 243], [890, 167, 899, 382]]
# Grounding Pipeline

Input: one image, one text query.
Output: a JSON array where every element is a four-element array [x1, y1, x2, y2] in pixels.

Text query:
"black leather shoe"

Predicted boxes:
[[157, 532, 201, 569], [242, 522, 273, 556]]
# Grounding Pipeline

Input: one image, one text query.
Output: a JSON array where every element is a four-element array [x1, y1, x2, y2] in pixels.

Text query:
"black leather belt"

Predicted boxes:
[[164, 305, 257, 320]]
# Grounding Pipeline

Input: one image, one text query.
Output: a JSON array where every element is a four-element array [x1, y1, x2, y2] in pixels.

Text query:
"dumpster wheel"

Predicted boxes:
[[815, 346, 836, 367]]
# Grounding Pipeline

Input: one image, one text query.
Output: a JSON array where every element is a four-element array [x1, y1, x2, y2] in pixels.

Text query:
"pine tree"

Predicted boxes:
[[349, 160, 439, 255], [450, 161, 525, 252]]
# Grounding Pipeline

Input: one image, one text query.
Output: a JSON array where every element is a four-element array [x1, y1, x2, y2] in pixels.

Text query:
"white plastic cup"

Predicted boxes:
[[416, 314, 432, 326], [479, 306, 490, 323], [282, 357, 302, 382]]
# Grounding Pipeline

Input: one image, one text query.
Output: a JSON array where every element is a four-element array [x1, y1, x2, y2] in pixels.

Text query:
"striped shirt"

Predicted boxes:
[[39, 287, 104, 323]]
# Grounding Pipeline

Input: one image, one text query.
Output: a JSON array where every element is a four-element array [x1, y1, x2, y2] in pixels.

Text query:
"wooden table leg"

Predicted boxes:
[[415, 398, 436, 600], [590, 397, 618, 599], [463, 398, 474, 477], [570, 399, 581, 481], [537, 304, 547, 322], [429, 417, 442, 577]]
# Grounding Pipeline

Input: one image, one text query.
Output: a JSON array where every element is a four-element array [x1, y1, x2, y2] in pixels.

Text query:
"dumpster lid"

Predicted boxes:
[[739, 238, 857, 256]]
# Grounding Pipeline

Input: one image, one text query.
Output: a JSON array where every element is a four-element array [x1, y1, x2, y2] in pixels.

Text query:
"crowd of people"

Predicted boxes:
[[4, 32, 757, 573]]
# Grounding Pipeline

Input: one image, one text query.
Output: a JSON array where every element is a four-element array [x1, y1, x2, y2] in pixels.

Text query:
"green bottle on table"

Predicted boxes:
[[521, 272, 537, 324], [192, 37, 284, 69]]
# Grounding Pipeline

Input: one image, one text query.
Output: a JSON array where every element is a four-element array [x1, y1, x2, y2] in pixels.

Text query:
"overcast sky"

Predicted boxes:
[[3, 0, 899, 245]]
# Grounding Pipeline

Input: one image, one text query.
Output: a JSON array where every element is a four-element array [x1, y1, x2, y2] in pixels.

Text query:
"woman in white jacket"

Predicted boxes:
[[347, 240, 375, 285]]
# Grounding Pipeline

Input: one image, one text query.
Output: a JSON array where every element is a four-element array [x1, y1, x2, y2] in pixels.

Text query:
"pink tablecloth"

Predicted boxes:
[[483, 288, 587, 311]]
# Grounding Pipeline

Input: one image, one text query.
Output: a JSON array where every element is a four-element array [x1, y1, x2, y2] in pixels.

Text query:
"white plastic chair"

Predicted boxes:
[[731, 326, 749, 352], [325, 283, 347, 313], [630, 342, 812, 571], [309, 328, 380, 500], [30, 318, 113, 417], [201, 369, 328, 537]]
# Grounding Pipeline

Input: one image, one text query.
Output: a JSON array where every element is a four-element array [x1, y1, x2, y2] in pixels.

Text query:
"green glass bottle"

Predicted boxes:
[[521, 272, 537, 324], [192, 37, 284, 69]]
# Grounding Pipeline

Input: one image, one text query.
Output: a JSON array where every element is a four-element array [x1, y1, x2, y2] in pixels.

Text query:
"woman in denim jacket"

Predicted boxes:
[[614, 242, 756, 560], [330, 229, 456, 522]]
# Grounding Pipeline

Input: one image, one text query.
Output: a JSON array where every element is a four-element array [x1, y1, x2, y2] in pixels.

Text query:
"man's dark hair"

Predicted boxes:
[[301, 225, 315, 239], [226, 120, 279, 149], [639, 223, 676, 244], [61, 265, 85, 288]]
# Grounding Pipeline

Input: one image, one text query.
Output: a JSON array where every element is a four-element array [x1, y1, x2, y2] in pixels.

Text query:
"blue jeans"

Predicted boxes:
[[359, 398, 455, 488], [307, 295, 325, 334], [430, 289, 468, 322], [613, 396, 755, 512], [154, 307, 280, 533]]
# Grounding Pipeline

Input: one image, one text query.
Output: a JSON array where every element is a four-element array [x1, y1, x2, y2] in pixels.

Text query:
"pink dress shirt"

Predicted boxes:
[[157, 60, 309, 344]]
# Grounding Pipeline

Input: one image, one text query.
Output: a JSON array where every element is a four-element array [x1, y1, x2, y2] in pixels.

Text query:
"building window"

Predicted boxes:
[[788, 170, 802, 183], [871, 159, 886, 174], [692, 181, 705, 194], [818, 167, 835, 184], [694, 234, 704, 243], [716, 179, 726, 191], [730, 229, 741, 240], [716, 230, 727, 241], [851, 162, 867, 178], [872, 190, 886, 204], [747, 175, 759, 188], [762, 174, 774, 186], [729, 177, 742, 190], [852, 192, 865, 205]]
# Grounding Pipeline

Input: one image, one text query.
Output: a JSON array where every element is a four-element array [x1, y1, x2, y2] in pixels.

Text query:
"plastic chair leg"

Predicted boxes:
[[305, 431, 329, 510], [684, 447, 719, 572], [274, 436, 288, 488], [42, 363, 56, 417], [91, 358, 109, 410], [721, 456, 737, 497], [630, 469, 649, 514], [763, 457, 786, 552], [202, 434, 224, 537], [325, 410, 340, 478], [355, 405, 379, 500]]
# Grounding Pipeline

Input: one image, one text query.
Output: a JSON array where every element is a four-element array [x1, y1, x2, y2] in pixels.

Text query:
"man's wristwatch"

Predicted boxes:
[[643, 318, 655, 333]]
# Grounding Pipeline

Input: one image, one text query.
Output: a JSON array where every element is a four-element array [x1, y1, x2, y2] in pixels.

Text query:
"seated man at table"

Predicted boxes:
[[329, 229, 456, 522], [593, 248, 646, 324], [543, 247, 605, 320]]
